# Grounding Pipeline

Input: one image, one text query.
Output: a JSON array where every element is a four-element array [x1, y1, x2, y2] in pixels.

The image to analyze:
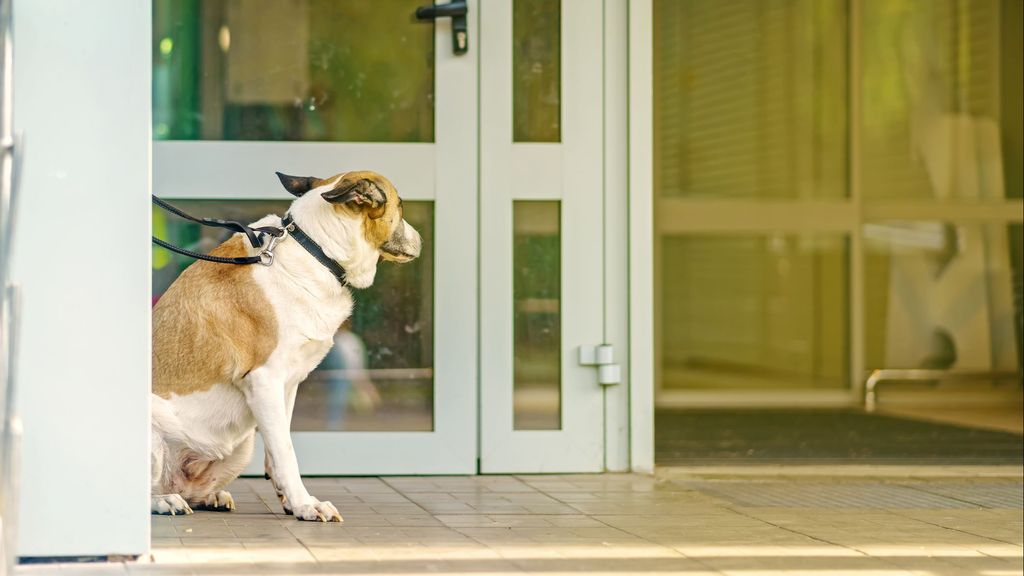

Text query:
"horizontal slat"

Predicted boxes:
[[656, 200, 856, 233], [656, 389, 855, 408], [863, 201, 1024, 223], [154, 141, 436, 200], [656, 199, 1024, 233], [509, 143, 563, 199]]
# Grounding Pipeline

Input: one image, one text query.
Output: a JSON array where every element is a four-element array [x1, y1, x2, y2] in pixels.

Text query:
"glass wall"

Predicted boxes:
[[654, 0, 848, 201], [860, 0, 1022, 377], [654, 0, 1022, 397], [864, 222, 1021, 373], [653, 0, 850, 392], [153, 200, 435, 431], [660, 234, 848, 390], [861, 0, 1010, 202]]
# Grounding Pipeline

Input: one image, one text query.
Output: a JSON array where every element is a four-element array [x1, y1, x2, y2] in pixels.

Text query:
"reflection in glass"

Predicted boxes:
[[152, 0, 435, 142], [513, 0, 560, 142], [152, 200, 435, 431], [659, 234, 848, 390], [864, 222, 1022, 373], [513, 202, 561, 429], [653, 0, 847, 199], [861, 0, 1020, 201]]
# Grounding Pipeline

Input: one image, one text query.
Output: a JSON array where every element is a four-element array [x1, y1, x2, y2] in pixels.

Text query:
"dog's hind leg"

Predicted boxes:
[[151, 395, 194, 516], [151, 421, 193, 516], [152, 494, 193, 516], [188, 431, 256, 512]]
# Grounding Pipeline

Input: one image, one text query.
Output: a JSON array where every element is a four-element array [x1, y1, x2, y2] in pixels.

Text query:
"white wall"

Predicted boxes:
[[12, 0, 150, 557]]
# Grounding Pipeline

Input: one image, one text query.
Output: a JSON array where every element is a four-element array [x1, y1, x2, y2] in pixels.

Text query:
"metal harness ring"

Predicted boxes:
[[258, 226, 289, 266]]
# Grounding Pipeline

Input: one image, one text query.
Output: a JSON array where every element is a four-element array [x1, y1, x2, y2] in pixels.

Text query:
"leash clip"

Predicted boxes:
[[258, 226, 289, 267]]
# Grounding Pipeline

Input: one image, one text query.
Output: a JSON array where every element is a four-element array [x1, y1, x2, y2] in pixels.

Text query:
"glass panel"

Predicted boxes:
[[513, 201, 561, 429], [1002, 0, 1023, 200], [864, 222, 1022, 373], [153, 200, 435, 431], [861, 0, 1021, 201], [513, 0, 561, 142], [653, 0, 847, 199], [153, 0, 435, 142], [659, 234, 849, 389]]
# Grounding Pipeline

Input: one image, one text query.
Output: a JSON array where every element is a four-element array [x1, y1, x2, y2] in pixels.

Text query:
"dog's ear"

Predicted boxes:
[[276, 172, 319, 197], [321, 178, 387, 218]]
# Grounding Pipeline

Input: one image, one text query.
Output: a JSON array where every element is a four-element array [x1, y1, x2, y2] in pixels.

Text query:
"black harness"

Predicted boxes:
[[152, 196, 347, 285]]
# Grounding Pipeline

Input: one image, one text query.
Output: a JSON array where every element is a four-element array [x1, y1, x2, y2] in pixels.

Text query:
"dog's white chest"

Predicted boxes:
[[251, 244, 355, 384]]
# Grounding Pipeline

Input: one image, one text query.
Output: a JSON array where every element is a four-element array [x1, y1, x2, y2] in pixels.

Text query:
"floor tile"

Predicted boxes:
[[22, 470, 1024, 575]]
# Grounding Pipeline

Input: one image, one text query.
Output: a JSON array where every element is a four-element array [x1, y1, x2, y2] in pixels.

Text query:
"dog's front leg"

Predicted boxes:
[[243, 369, 342, 522], [264, 382, 300, 513]]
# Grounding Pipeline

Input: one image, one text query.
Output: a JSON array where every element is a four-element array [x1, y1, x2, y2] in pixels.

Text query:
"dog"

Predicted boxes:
[[150, 170, 421, 522]]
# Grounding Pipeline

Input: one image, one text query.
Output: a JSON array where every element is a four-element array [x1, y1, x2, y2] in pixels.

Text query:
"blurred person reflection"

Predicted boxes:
[[873, 14, 1017, 372], [316, 324, 380, 429]]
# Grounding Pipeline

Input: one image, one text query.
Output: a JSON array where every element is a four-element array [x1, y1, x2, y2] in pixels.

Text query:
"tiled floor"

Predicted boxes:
[[22, 469, 1024, 575]]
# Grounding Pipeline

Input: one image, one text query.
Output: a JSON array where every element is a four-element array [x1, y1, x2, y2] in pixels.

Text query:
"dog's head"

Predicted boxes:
[[275, 170, 422, 287]]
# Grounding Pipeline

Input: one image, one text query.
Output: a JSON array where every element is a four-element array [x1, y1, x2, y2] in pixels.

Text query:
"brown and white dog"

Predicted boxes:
[[151, 171, 420, 522]]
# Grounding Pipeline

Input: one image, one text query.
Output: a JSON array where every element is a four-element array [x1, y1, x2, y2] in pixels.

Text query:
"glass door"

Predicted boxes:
[[479, 0, 607, 472], [152, 0, 478, 474]]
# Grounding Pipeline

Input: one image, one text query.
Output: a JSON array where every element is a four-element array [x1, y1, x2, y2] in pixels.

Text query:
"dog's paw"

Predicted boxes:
[[293, 500, 343, 523], [192, 490, 235, 512], [270, 489, 292, 515], [152, 494, 193, 516]]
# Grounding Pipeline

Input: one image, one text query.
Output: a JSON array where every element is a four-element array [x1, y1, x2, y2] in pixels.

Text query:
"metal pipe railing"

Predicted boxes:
[[864, 369, 1023, 412]]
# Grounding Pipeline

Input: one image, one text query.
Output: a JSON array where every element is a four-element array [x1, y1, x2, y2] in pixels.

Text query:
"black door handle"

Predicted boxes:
[[415, 1, 468, 56]]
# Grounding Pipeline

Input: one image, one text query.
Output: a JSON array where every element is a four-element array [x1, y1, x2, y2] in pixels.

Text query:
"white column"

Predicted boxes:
[[628, 0, 655, 474], [12, 0, 150, 557]]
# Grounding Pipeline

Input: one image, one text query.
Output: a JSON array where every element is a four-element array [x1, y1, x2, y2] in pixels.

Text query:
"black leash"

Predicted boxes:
[[152, 195, 283, 249], [152, 196, 348, 284], [152, 236, 271, 265]]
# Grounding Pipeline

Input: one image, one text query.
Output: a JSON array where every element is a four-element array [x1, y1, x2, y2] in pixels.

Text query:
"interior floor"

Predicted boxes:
[[655, 407, 1024, 466], [878, 405, 1024, 434]]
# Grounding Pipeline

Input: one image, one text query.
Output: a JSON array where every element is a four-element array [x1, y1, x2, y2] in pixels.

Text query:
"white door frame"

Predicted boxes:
[[152, 0, 642, 475], [628, 0, 656, 474], [479, 0, 608, 473], [154, 4, 479, 475], [602, 0, 631, 473], [627, 0, 1024, 470]]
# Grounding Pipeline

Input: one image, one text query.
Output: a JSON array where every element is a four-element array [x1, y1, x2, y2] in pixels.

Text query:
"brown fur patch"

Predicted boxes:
[[312, 170, 406, 248], [362, 208, 400, 247], [152, 236, 278, 398], [340, 171, 402, 247]]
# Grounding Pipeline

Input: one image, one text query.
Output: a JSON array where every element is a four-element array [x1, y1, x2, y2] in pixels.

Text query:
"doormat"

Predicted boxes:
[[656, 409, 1024, 465]]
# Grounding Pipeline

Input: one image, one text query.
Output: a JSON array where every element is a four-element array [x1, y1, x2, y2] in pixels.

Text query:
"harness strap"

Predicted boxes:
[[282, 214, 348, 285]]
